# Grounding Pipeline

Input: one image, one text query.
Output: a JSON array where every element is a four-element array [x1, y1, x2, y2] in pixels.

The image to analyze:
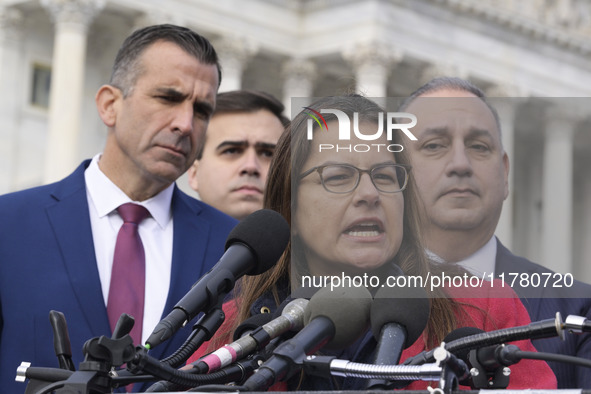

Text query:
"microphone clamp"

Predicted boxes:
[[564, 314, 589, 334]]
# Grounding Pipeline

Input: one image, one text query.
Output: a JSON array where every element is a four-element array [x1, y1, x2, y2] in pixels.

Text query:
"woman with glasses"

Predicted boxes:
[[187, 95, 556, 390]]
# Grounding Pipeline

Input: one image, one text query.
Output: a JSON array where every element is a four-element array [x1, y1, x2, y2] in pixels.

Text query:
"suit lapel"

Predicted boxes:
[[148, 187, 210, 360], [495, 238, 544, 313], [45, 162, 111, 338]]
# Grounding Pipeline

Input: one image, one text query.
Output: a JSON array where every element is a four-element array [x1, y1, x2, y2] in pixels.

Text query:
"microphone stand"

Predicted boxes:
[[468, 345, 515, 389], [157, 303, 226, 368], [19, 314, 141, 394], [303, 343, 469, 394], [404, 312, 566, 366], [16, 302, 233, 393], [18, 310, 256, 393]]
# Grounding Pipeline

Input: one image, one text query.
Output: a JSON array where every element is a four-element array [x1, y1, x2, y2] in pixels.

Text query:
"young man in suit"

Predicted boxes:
[[0, 24, 237, 392], [187, 90, 288, 220], [402, 77, 591, 388]]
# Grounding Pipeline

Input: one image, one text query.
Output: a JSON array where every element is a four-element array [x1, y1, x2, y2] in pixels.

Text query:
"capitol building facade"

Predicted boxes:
[[1, 0, 590, 281]]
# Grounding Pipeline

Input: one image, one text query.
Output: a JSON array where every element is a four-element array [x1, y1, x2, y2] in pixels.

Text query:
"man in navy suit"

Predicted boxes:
[[402, 77, 591, 388], [0, 25, 237, 392]]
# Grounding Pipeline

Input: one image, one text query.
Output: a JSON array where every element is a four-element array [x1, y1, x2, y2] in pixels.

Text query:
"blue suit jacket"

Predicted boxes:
[[495, 240, 591, 388], [0, 160, 238, 393]]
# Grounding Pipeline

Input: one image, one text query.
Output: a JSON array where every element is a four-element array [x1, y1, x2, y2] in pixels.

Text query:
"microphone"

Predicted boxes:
[[191, 298, 308, 374], [365, 284, 430, 389], [242, 286, 372, 391], [403, 312, 566, 366], [441, 327, 485, 387], [445, 324, 591, 389], [232, 313, 275, 340], [146, 209, 290, 349], [445, 327, 521, 389], [146, 299, 306, 392], [443, 327, 485, 359]]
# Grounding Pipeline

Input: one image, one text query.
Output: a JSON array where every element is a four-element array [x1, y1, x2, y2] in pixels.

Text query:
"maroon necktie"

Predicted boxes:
[[107, 203, 149, 347]]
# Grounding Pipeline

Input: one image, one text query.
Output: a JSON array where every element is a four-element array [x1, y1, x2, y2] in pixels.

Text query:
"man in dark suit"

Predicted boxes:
[[402, 77, 591, 388], [495, 242, 591, 388], [0, 25, 237, 393]]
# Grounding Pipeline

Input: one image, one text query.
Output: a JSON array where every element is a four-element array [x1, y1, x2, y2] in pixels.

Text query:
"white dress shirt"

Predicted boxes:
[[427, 236, 497, 278], [456, 236, 497, 278], [84, 154, 173, 343]]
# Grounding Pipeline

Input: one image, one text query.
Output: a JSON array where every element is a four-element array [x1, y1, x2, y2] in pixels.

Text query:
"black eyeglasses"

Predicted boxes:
[[299, 163, 411, 194]]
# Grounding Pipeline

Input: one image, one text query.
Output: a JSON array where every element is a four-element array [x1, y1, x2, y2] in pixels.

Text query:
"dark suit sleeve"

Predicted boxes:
[[495, 239, 591, 388]]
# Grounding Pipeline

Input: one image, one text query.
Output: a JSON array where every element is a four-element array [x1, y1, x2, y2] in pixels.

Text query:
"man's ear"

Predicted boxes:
[[187, 160, 200, 192], [502, 151, 510, 200], [95, 85, 121, 127]]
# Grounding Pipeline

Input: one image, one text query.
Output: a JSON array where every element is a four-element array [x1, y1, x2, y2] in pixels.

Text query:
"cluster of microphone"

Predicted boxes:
[[15, 209, 591, 393], [146, 279, 432, 392]]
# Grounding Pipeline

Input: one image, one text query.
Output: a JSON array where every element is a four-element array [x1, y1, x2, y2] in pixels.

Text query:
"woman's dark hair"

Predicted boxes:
[[217, 94, 469, 352]]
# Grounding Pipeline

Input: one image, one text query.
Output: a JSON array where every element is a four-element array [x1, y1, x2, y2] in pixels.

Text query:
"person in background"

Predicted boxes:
[[400, 77, 591, 388], [0, 24, 237, 393], [187, 90, 288, 220], [187, 94, 556, 391]]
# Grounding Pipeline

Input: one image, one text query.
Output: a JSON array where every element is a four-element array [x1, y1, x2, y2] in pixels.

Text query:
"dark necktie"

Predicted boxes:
[[107, 203, 149, 347]]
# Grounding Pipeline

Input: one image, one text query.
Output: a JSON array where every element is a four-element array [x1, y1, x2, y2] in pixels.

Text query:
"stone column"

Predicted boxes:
[[281, 58, 317, 119], [485, 85, 526, 250], [0, 6, 23, 193], [342, 41, 401, 98], [41, 0, 104, 184], [541, 104, 578, 274], [579, 165, 591, 283], [214, 35, 258, 93]]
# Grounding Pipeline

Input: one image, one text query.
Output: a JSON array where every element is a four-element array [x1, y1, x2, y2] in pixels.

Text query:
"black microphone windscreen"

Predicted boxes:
[[233, 313, 274, 340], [224, 209, 290, 275], [370, 285, 430, 348], [304, 286, 372, 350], [443, 327, 485, 362]]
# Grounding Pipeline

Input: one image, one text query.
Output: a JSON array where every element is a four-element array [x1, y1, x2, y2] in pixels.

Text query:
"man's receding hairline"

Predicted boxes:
[[416, 87, 478, 98], [115, 39, 220, 98], [408, 88, 504, 145]]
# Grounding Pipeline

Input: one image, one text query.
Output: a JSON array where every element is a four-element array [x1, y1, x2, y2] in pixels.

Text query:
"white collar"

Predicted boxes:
[[85, 154, 174, 228], [456, 236, 497, 277], [427, 236, 497, 277]]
